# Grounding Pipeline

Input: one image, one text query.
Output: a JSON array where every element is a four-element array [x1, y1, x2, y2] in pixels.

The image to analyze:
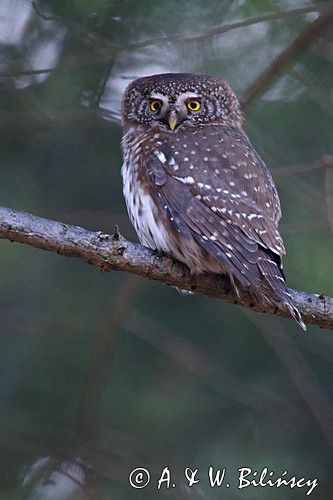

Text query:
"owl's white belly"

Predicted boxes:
[[121, 159, 171, 253]]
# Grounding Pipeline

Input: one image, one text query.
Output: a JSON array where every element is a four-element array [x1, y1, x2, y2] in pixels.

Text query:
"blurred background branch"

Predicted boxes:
[[272, 155, 333, 178], [244, 312, 333, 449], [241, 8, 333, 109], [1, 2, 331, 79]]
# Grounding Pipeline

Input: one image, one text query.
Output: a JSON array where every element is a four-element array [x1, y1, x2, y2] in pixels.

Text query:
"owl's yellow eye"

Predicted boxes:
[[187, 99, 201, 111], [150, 99, 162, 112]]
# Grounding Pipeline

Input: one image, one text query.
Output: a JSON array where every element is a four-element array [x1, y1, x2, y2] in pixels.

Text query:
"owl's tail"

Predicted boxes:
[[284, 300, 307, 331], [257, 248, 306, 331]]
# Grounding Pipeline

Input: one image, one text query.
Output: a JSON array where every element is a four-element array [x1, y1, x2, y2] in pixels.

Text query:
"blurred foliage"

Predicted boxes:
[[0, 0, 332, 498]]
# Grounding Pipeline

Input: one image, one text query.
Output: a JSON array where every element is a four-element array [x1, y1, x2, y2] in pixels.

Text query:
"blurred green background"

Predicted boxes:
[[0, 0, 332, 498]]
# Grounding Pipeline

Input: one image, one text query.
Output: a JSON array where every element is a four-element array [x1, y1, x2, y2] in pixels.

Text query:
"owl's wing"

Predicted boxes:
[[147, 124, 285, 287]]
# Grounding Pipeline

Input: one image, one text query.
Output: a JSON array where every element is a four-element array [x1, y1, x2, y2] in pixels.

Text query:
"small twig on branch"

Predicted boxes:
[[0, 206, 332, 330], [242, 8, 333, 109]]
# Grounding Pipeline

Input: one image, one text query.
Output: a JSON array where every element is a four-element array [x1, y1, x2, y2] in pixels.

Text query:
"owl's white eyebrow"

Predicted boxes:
[[177, 92, 201, 103], [149, 93, 168, 104]]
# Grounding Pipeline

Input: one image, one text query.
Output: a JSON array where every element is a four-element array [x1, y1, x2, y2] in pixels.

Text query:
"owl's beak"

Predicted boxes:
[[167, 112, 179, 131]]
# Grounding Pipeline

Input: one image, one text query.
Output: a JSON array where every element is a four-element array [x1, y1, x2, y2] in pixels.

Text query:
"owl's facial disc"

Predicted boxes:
[[149, 92, 202, 131], [122, 73, 244, 130]]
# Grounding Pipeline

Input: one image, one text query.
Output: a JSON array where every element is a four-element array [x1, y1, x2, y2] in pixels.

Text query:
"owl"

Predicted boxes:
[[121, 73, 305, 330]]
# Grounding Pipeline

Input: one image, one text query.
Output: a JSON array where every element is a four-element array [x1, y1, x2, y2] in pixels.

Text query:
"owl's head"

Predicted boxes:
[[122, 73, 243, 131]]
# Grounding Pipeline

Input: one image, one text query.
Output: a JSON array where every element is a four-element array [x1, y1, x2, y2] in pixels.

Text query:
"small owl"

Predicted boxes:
[[121, 73, 305, 330]]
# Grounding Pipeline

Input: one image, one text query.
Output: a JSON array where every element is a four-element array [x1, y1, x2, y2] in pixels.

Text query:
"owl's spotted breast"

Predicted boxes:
[[121, 127, 165, 250]]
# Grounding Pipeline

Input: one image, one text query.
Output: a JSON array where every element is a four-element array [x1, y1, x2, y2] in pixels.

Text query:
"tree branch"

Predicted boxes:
[[0, 206, 332, 330]]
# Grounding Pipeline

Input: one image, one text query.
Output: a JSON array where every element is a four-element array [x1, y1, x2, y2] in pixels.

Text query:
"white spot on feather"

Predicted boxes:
[[156, 152, 167, 164], [174, 175, 194, 184]]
